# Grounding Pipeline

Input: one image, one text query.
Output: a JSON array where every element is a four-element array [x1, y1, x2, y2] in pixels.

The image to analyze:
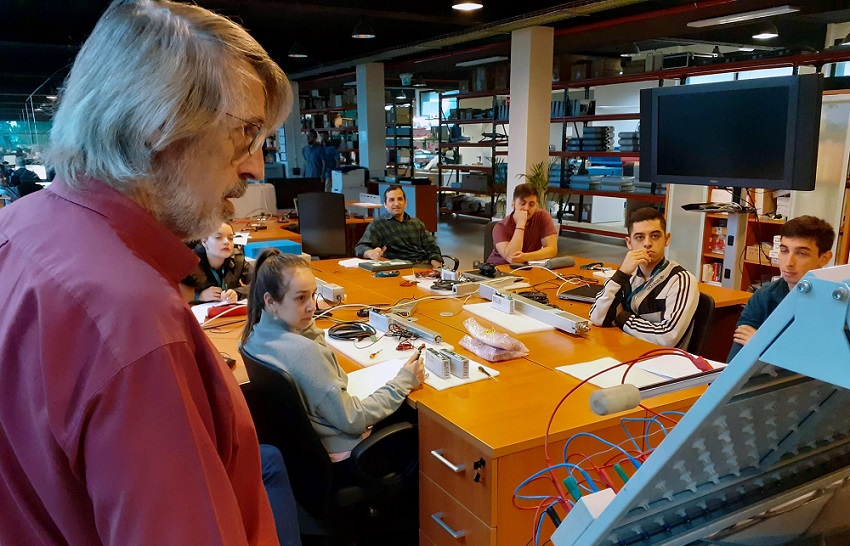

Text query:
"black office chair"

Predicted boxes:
[[685, 292, 715, 356], [238, 349, 419, 543], [296, 192, 348, 259], [483, 220, 498, 262]]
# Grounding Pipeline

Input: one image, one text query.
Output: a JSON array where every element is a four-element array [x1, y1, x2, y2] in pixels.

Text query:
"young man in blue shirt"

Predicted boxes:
[[728, 215, 834, 361]]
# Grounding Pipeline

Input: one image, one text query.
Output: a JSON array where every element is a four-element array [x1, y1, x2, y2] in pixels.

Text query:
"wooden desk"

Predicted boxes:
[[203, 259, 712, 545]]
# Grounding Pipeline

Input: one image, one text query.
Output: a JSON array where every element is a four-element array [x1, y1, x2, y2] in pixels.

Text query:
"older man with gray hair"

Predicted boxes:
[[0, 1, 292, 544]]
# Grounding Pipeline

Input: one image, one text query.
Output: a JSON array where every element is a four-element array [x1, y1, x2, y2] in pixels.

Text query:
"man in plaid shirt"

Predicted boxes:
[[355, 185, 443, 268]]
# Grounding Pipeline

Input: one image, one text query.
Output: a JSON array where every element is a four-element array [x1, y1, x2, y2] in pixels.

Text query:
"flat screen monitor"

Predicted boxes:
[[269, 177, 323, 210], [640, 74, 823, 190]]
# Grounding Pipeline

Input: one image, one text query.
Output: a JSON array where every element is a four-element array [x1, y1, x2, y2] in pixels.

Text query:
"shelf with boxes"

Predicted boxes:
[[299, 89, 359, 166], [385, 98, 414, 182], [436, 89, 509, 219], [546, 82, 658, 240]]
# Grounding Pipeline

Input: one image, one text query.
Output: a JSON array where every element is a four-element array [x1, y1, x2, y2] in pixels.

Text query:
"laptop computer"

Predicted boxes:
[[359, 259, 413, 272], [557, 284, 602, 303]]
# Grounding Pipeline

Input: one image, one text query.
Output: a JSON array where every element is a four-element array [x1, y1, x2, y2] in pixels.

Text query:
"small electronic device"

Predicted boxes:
[[359, 259, 412, 272], [375, 270, 400, 278], [491, 291, 515, 314], [557, 284, 602, 303], [315, 277, 345, 303], [439, 349, 469, 379], [424, 348, 451, 380]]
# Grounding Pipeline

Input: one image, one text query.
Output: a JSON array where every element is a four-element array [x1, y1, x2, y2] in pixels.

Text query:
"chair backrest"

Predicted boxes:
[[483, 220, 498, 262], [297, 191, 347, 258], [686, 292, 715, 355], [239, 348, 334, 518]]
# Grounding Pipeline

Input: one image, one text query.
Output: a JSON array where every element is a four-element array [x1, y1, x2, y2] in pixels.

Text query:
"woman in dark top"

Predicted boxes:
[[181, 223, 252, 303]]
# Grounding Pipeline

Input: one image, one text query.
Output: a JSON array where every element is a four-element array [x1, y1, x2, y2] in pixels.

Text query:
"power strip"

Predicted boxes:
[[479, 282, 590, 336]]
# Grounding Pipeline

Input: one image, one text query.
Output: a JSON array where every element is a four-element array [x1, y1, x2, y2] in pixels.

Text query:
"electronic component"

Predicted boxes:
[[452, 281, 479, 296], [424, 348, 450, 379], [440, 268, 459, 281], [479, 283, 590, 335], [439, 349, 469, 379], [393, 318, 442, 344], [368, 309, 395, 332], [375, 270, 400, 278], [491, 291, 515, 314], [315, 277, 345, 303]]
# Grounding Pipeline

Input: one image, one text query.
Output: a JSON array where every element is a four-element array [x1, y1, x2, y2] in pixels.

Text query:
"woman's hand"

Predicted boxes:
[[221, 289, 239, 303], [199, 286, 222, 302], [403, 346, 426, 385]]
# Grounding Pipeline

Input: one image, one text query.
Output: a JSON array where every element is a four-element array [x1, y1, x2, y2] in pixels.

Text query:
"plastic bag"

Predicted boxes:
[[459, 318, 529, 362], [459, 335, 527, 362], [463, 317, 529, 352]]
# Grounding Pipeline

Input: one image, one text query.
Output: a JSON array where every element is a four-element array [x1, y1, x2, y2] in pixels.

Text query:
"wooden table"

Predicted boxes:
[[204, 258, 747, 545]]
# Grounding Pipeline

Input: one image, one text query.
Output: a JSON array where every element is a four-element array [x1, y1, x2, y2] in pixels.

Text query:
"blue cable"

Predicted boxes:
[[563, 432, 643, 471], [514, 463, 599, 501]]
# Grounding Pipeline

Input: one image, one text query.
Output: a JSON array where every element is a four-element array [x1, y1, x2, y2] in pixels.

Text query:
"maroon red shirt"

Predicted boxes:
[[0, 178, 277, 545], [487, 209, 558, 264]]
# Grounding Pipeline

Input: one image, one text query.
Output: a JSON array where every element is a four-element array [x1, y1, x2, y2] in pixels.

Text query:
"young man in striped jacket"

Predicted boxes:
[[590, 207, 699, 348]]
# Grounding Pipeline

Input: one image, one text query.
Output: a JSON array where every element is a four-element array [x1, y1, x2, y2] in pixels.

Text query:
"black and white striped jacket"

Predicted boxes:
[[589, 259, 699, 348]]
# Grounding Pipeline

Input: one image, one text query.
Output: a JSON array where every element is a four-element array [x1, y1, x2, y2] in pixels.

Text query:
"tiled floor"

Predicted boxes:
[[433, 214, 627, 270]]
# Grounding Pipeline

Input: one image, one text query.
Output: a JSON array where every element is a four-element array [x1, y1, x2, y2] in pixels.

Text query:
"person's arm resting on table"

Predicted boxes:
[[616, 271, 699, 347], [355, 222, 382, 259]]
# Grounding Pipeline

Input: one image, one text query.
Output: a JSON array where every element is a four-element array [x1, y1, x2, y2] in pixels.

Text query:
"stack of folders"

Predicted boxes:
[[618, 131, 640, 152], [569, 174, 602, 190], [597, 176, 634, 192], [567, 126, 613, 152]]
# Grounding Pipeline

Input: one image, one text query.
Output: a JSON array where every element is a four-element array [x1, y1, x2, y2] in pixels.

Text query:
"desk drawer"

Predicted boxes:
[[421, 474, 495, 546], [419, 408, 495, 524]]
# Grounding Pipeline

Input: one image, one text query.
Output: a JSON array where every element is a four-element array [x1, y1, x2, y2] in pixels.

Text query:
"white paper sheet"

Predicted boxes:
[[346, 357, 501, 395], [556, 357, 665, 389], [338, 258, 369, 268], [462, 302, 554, 334], [234, 232, 250, 246], [593, 269, 616, 280], [634, 354, 726, 379], [401, 275, 452, 294]]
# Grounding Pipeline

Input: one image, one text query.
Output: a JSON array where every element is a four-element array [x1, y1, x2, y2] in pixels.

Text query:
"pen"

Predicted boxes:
[[478, 365, 498, 381]]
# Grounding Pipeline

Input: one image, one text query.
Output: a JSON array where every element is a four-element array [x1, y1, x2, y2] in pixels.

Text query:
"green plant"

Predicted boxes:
[[517, 159, 556, 202]]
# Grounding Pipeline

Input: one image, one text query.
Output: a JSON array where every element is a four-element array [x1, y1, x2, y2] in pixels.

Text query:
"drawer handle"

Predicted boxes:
[[431, 512, 466, 539], [430, 449, 465, 473]]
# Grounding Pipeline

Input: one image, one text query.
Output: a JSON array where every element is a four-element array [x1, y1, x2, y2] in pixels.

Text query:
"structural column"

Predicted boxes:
[[356, 62, 387, 176], [507, 26, 554, 211], [282, 80, 301, 177]]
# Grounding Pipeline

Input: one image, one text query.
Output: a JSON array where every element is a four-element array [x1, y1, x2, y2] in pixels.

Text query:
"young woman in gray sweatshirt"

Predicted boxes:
[[240, 250, 424, 462]]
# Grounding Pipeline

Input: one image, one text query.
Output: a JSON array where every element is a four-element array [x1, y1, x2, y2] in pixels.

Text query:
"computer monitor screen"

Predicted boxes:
[[269, 177, 323, 210], [640, 74, 823, 191]]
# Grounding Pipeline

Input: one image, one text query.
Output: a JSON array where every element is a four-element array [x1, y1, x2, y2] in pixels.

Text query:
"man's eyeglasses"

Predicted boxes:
[[226, 113, 264, 156]]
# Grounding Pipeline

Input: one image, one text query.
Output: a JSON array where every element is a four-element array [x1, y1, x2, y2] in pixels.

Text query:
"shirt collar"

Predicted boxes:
[[48, 177, 199, 283], [381, 211, 410, 223]]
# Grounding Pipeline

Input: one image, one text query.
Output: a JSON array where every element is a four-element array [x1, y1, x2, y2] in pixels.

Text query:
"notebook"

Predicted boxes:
[[557, 284, 602, 303], [358, 259, 413, 272]]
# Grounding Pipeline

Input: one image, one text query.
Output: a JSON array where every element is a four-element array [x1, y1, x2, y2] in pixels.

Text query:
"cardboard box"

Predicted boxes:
[[570, 60, 592, 81], [461, 173, 489, 192], [590, 58, 622, 79]]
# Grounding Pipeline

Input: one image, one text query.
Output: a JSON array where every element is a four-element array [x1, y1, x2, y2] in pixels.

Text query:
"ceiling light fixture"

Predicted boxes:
[[842, 33, 850, 46], [46, 95, 58, 101], [739, 47, 756, 52], [287, 42, 308, 58], [351, 19, 376, 39], [455, 55, 508, 67], [687, 5, 798, 28], [413, 80, 427, 88], [753, 22, 779, 40], [453, 0, 483, 11]]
